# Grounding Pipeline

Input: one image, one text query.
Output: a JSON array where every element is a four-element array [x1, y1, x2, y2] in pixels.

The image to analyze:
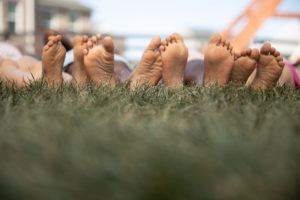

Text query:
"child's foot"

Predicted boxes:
[[72, 35, 90, 86], [204, 34, 234, 86], [42, 35, 66, 86], [130, 36, 163, 89], [230, 48, 259, 83], [160, 33, 188, 88], [251, 43, 285, 91], [83, 35, 115, 87]]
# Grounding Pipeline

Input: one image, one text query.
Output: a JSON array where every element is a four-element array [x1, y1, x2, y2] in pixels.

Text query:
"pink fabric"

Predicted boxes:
[[285, 62, 300, 89]]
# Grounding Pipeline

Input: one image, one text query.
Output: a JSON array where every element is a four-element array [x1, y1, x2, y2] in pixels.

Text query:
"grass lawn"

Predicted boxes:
[[0, 82, 300, 200]]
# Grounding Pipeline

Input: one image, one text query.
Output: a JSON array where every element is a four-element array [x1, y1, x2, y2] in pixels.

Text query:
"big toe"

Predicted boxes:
[[147, 36, 161, 51], [250, 48, 260, 61], [74, 35, 83, 46], [261, 43, 271, 55], [103, 37, 115, 54], [209, 34, 222, 45], [171, 33, 184, 42]]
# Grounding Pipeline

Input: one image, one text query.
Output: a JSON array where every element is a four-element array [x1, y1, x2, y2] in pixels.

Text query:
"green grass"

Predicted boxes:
[[0, 82, 300, 200]]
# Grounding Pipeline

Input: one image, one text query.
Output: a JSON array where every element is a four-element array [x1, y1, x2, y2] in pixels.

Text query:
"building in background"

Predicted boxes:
[[0, 0, 92, 56]]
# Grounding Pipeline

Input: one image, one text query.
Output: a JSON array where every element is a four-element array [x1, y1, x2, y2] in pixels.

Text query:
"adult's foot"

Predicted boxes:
[[42, 35, 66, 86], [160, 33, 188, 88], [83, 35, 115, 87], [72, 35, 90, 86], [251, 43, 285, 91], [230, 48, 259, 84], [130, 36, 163, 89], [204, 34, 234, 86]]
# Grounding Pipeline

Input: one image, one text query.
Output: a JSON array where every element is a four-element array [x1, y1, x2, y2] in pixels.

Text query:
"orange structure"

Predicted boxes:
[[222, 0, 300, 53]]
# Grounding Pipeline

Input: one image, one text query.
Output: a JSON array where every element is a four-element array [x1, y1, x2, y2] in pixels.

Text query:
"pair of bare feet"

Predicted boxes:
[[42, 34, 115, 87], [130, 33, 188, 89], [43, 33, 189, 89], [204, 34, 285, 90]]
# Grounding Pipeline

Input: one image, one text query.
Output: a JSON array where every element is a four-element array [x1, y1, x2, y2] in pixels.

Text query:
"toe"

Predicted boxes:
[[83, 48, 89, 56], [220, 38, 226, 46], [166, 36, 171, 44], [96, 34, 102, 45], [87, 41, 93, 50], [44, 45, 50, 51], [245, 48, 251, 56], [48, 35, 56, 41], [235, 52, 241, 58], [270, 47, 276, 55], [159, 45, 165, 52], [162, 40, 167, 46], [241, 49, 247, 56], [73, 35, 83, 45], [278, 61, 285, 68], [274, 50, 280, 57], [276, 56, 283, 62], [103, 37, 115, 53], [225, 41, 230, 49], [250, 48, 260, 61], [229, 45, 234, 52], [83, 35, 89, 43], [56, 35, 62, 41], [91, 36, 97, 45], [171, 33, 184, 42], [48, 41, 54, 47], [209, 34, 222, 45], [261, 43, 271, 55], [147, 36, 161, 51]]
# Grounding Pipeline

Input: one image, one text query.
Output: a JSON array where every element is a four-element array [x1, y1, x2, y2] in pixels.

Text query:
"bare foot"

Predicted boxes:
[[72, 35, 90, 86], [251, 43, 285, 91], [160, 33, 188, 88], [130, 36, 163, 89], [42, 35, 66, 86], [83, 35, 115, 87], [230, 48, 259, 84], [204, 34, 234, 86]]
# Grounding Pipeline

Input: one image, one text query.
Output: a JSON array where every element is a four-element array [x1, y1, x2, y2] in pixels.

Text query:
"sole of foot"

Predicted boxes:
[[160, 33, 188, 88], [130, 36, 163, 89], [230, 48, 259, 84], [204, 34, 234, 86], [251, 43, 285, 91], [72, 35, 90, 86], [42, 35, 66, 86], [83, 35, 115, 87]]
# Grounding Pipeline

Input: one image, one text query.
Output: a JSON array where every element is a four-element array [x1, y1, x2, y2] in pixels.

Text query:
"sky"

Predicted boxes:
[[78, 0, 300, 36], [77, 0, 300, 61]]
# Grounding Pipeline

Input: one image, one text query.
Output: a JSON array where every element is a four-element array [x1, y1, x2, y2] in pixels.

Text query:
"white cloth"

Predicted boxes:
[[0, 42, 23, 61]]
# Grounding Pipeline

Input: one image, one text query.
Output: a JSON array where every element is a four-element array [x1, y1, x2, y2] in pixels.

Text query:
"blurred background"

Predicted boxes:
[[0, 0, 299, 65]]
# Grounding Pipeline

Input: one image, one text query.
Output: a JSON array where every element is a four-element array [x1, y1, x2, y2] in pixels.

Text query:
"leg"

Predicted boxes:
[[42, 35, 67, 86], [0, 59, 39, 88], [83, 34, 115, 87], [129, 36, 163, 89], [230, 48, 259, 84], [203, 34, 234, 86], [278, 65, 296, 89], [160, 33, 188, 88], [250, 43, 285, 91], [72, 35, 90, 86], [17, 56, 42, 77]]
